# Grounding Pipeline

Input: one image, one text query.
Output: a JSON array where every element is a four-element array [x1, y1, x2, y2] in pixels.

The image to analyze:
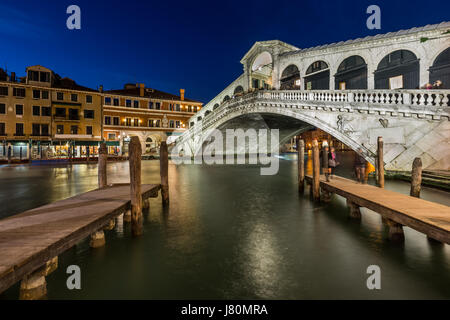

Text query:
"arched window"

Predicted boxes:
[[223, 95, 230, 103], [197, 116, 202, 121], [251, 51, 273, 90], [304, 61, 329, 90], [335, 56, 367, 89], [205, 110, 211, 116], [375, 50, 419, 89], [233, 86, 244, 96], [213, 103, 220, 110], [429, 47, 450, 89], [280, 65, 300, 90]]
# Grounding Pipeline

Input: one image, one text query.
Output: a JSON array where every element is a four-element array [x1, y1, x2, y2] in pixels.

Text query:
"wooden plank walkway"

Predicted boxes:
[[0, 183, 160, 294], [305, 175, 450, 244]]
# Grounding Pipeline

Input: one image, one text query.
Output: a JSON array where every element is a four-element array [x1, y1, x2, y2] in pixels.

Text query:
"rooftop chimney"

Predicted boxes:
[[99, 85, 103, 93], [139, 83, 145, 97], [180, 89, 185, 101]]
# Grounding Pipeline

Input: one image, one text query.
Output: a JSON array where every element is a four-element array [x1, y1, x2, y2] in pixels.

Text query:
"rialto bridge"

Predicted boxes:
[[176, 22, 450, 171]]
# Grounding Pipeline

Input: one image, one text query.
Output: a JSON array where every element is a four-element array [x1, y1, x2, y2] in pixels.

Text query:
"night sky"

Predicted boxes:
[[0, 0, 448, 103]]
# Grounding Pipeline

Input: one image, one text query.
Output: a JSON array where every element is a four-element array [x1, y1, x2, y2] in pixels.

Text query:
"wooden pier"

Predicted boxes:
[[0, 137, 169, 299], [304, 174, 450, 244]]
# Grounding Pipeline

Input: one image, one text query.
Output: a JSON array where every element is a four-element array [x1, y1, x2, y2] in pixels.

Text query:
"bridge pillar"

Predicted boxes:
[[123, 209, 131, 223], [321, 189, 333, 202], [90, 230, 106, 248], [104, 218, 115, 231], [347, 199, 362, 219], [19, 256, 57, 300], [386, 219, 405, 242]]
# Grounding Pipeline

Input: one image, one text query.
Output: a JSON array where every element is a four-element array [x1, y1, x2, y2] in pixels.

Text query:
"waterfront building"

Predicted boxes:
[[0, 65, 102, 160], [102, 84, 202, 155]]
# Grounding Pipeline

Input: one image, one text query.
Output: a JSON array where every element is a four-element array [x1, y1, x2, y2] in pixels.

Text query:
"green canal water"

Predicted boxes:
[[0, 154, 450, 299]]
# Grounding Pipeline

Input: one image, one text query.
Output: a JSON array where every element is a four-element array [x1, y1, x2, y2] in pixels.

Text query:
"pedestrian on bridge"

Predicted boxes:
[[328, 147, 338, 179], [354, 148, 367, 184]]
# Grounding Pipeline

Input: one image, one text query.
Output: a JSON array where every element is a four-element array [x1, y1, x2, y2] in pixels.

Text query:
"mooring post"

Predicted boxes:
[[377, 136, 384, 188], [410, 157, 422, 198], [297, 138, 305, 194], [323, 145, 329, 182], [312, 139, 320, 202], [160, 141, 169, 206], [129, 136, 143, 236], [98, 142, 107, 188]]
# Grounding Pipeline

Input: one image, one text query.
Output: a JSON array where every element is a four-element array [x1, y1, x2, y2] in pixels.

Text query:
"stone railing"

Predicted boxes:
[[179, 89, 450, 143]]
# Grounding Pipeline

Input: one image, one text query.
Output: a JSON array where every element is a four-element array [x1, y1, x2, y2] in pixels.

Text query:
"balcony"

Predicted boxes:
[[53, 115, 80, 121]]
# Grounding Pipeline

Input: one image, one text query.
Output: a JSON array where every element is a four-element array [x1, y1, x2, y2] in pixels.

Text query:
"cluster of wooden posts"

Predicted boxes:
[[297, 136, 424, 242]]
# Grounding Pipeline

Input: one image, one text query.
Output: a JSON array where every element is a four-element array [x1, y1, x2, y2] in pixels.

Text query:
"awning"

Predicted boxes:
[[106, 141, 120, 146], [74, 141, 100, 146]]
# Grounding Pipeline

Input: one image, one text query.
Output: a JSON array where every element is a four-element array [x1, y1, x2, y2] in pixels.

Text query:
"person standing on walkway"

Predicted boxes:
[[354, 148, 366, 184], [328, 147, 338, 179]]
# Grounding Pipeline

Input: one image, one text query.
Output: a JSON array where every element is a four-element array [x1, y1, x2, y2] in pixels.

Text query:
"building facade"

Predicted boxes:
[[102, 84, 202, 155]]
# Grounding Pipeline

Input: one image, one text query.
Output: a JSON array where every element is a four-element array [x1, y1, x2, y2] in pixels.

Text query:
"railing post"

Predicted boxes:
[[410, 157, 422, 198], [297, 138, 305, 194], [129, 136, 142, 236], [312, 139, 320, 202], [403, 92, 411, 105], [160, 141, 169, 207], [98, 142, 107, 188], [377, 137, 384, 188]]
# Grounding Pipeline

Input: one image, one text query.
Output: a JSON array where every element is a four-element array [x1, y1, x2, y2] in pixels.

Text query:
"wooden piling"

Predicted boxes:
[[377, 136, 384, 188], [98, 142, 107, 188], [160, 141, 169, 206], [297, 138, 305, 194], [410, 157, 422, 198], [312, 139, 320, 202], [129, 136, 143, 236]]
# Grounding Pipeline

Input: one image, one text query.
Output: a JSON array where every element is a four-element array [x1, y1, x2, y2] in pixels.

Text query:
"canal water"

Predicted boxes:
[[1, 153, 450, 299]]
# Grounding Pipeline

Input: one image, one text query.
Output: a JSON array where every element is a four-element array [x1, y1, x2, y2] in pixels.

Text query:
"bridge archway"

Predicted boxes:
[[374, 50, 419, 89], [213, 103, 220, 110], [233, 85, 244, 96], [334, 55, 367, 89], [304, 61, 330, 90], [429, 47, 450, 88], [280, 64, 301, 90], [250, 51, 273, 90], [223, 95, 231, 103]]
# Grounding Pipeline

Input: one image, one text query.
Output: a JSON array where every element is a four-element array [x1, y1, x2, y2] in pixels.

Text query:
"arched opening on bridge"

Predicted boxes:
[[375, 50, 419, 89], [223, 95, 231, 103], [197, 116, 202, 121], [304, 61, 330, 90], [213, 103, 220, 110], [233, 86, 244, 97], [429, 47, 450, 89], [335, 55, 367, 89], [205, 110, 211, 117], [251, 51, 273, 90], [280, 64, 301, 90]]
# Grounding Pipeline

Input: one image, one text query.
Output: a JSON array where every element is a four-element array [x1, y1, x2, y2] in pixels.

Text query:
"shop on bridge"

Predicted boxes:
[[429, 47, 450, 89], [304, 61, 330, 90], [374, 50, 420, 89], [334, 55, 368, 89], [280, 64, 301, 90]]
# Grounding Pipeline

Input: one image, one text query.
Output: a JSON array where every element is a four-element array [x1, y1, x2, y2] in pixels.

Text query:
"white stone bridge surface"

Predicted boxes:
[[175, 22, 450, 171]]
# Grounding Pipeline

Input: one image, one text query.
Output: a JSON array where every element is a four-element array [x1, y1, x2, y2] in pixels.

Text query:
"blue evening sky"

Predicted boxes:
[[0, 0, 448, 103]]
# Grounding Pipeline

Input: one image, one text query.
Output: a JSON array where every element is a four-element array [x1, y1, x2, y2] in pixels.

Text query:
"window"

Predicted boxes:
[[105, 97, 111, 105], [70, 126, 78, 134], [155, 119, 161, 127], [133, 118, 139, 127], [41, 124, 49, 136], [169, 120, 174, 128], [175, 120, 181, 128], [169, 104, 173, 111], [33, 90, 40, 99], [86, 126, 93, 135], [86, 95, 92, 103], [16, 105, 23, 115], [40, 72, 50, 82], [133, 100, 139, 108], [148, 101, 153, 109], [15, 123, 24, 136], [193, 106, 198, 112], [175, 104, 180, 112], [32, 123, 40, 136], [104, 116, 111, 125], [41, 107, 51, 116], [57, 92, 64, 100], [84, 110, 94, 119], [108, 133, 116, 140], [0, 123, 5, 135], [155, 102, 161, 110], [71, 94, 78, 102], [126, 118, 131, 126], [32, 106, 40, 116], [42, 90, 49, 99], [13, 87, 26, 97], [0, 103, 5, 114], [57, 125, 64, 134], [113, 117, 119, 125], [148, 119, 154, 127], [68, 109, 79, 120], [113, 98, 119, 106], [188, 105, 192, 112], [28, 70, 39, 81], [0, 86, 7, 96], [55, 108, 66, 117], [126, 99, 132, 107]]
